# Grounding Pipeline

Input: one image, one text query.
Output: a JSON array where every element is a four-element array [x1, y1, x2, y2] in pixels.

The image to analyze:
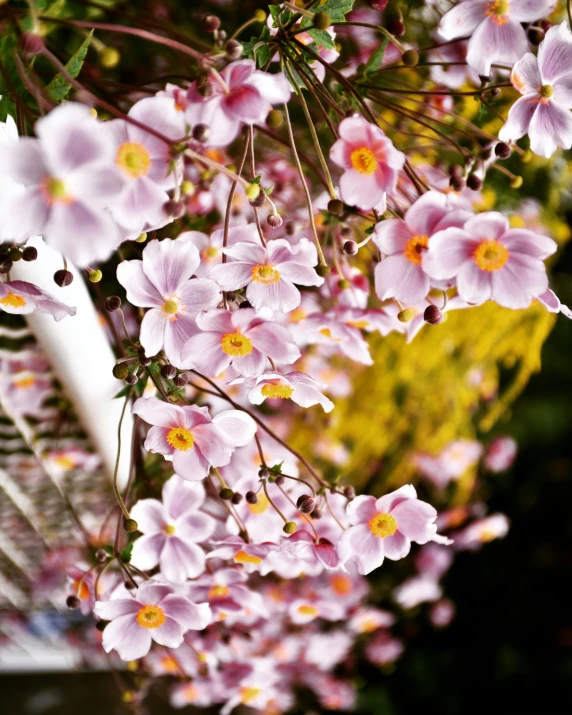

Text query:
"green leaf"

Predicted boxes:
[[46, 29, 93, 103], [271, 461, 284, 474], [364, 37, 389, 74], [120, 542, 133, 563], [241, 27, 273, 69], [306, 27, 336, 50], [316, 0, 354, 22]]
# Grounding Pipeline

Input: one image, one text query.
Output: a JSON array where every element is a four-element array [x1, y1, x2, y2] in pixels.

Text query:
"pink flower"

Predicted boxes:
[[180, 308, 300, 376], [186, 60, 291, 147], [337, 485, 441, 575], [454, 513, 509, 550], [232, 370, 334, 413], [117, 237, 220, 366], [393, 576, 442, 609], [373, 191, 472, 305], [208, 238, 324, 313], [423, 212, 557, 309], [280, 530, 341, 571], [104, 96, 186, 234], [0, 103, 125, 266], [94, 580, 211, 660], [438, 0, 557, 78], [130, 477, 215, 583], [329, 116, 405, 212], [0, 279, 75, 321], [484, 436, 518, 472], [414, 439, 484, 488], [132, 396, 257, 481], [499, 23, 572, 157], [67, 566, 96, 616], [178, 224, 259, 276]]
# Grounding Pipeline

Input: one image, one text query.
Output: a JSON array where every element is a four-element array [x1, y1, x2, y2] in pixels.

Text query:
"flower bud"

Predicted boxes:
[[296, 494, 315, 513], [313, 11, 331, 31], [124, 373, 138, 385], [99, 46, 120, 68], [338, 278, 350, 290], [424, 304, 443, 325], [54, 269, 74, 287], [95, 620, 107, 631], [449, 176, 465, 191], [369, 0, 389, 9], [219, 488, 234, 501], [105, 295, 121, 312], [316, 264, 331, 277], [123, 518, 138, 533], [275, 475, 285, 486], [225, 40, 243, 61], [231, 492, 243, 505], [173, 372, 189, 387], [397, 308, 415, 323], [89, 269, 103, 283], [267, 213, 283, 228], [266, 109, 283, 127], [495, 142, 511, 159], [139, 354, 152, 366], [136, 232, 147, 243], [310, 506, 323, 519], [112, 363, 129, 380], [66, 595, 81, 609], [22, 246, 38, 262], [258, 467, 270, 478], [402, 50, 419, 67], [466, 174, 483, 191], [327, 198, 344, 214], [124, 580, 136, 590], [161, 364, 177, 379], [20, 32, 44, 56], [250, 192, 266, 208], [343, 240, 358, 256], [192, 124, 210, 143], [510, 175, 523, 189], [283, 521, 297, 535], [163, 199, 185, 219], [0, 257, 13, 274], [95, 548, 108, 562], [343, 485, 355, 500], [203, 15, 221, 32], [254, 9, 267, 22], [528, 27, 544, 45], [246, 182, 261, 201], [8, 247, 22, 261], [387, 19, 405, 37], [245, 491, 258, 504]]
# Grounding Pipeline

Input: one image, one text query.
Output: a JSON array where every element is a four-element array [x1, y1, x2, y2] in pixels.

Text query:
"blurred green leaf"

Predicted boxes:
[[46, 29, 93, 102]]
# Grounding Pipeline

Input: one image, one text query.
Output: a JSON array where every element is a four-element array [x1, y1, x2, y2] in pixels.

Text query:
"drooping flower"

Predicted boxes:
[[104, 96, 186, 234], [116, 237, 220, 366], [499, 23, 572, 157], [337, 485, 441, 575], [231, 370, 334, 413], [185, 60, 291, 147], [208, 238, 324, 313], [329, 115, 405, 212], [130, 477, 215, 583], [373, 191, 472, 305], [132, 397, 257, 481], [423, 212, 557, 309], [438, 0, 557, 78], [280, 530, 341, 571], [93, 580, 211, 660], [0, 279, 76, 321], [180, 307, 300, 376], [0, 103, 126, 266]]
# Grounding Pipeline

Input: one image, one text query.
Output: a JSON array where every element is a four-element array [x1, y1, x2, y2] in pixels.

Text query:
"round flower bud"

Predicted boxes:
[[99, 46, 120, 68], [226, 292, 237, 302], [258, 467, 270, 478], [89, 269, 103, 283], [245, 491, 258, 504], [267, 213, 283, 228], [387, 19, 405, 37], [124, 580, 136, 590], [316, 264, 331, 277], [402, 50, 419, 67], [275, 475, 285, 486], [8, 247, 22, 261], [192, 124, 210, 143], [0, 259, 12, 274], [466, 174, 483, 191], [327, 198, 344, 214], [338, 278, 350, 290], [105, 295, 121, 312], [310, 506, 323, 519], [424, 304, 443, 325], [296, 494, 315, 513], [343, 240, 358, 256], [123, 518, 138, 533], [495, 142, 511, 159], [343, 485, 355, 500], [370, 0, 389, 9], [66, 595, 81, 609], [124, 373, 138, 385], [163, 199, 185, 219], [528, 27, 544, 45], [54, 269, 74, 287], [112, 363, 129, 380], [266, 109, 283, 127], [219, 488, 234, 501], [173, 372, 189, 387], [283, 521, 297, 535], [246, 182, 261, 201], [449, 164, 463, 178], [160, 364, 177, 379], [397, 308, 415, 323], [203, 15, 221, 32], [231, 492, 243, 505], [449, 176, 465, 191], [225, 39, 243, 61], [510, 175, 523, 189], [251, 193, 266, 209], [20, 32, 45, 56], [139, 354, 152, 367], [95, 620, 107, 631], [136, 232, 147, 243], [313, 11, 331, 31], [22, 246, 38, 262], [521, 150, 532, 163], [95, 548, 108, 562]]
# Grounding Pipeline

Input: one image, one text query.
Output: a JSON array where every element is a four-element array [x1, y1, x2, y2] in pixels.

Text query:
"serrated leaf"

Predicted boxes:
[[241, 27, 273, 68], [364, 37, 389, 74], [271, 461, 284, 473], [46, 30, 93, 103], [316, 0, 354, 21], [307, 27, 336, 50]]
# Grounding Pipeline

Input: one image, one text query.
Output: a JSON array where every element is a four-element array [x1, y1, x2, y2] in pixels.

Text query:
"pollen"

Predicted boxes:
[[13, 376, 36, 389], [162, 299, 179, 315], [0, 292, 27, 308], [240, 687, 262, 704], [136, 604, 166, 629], [251, 264, 281, 284], [116, 141, 151, 178], [234, 550, 262, 565], [403, 234, 429, 265], [221, 331, 253, 357], [329, 573, 353, 596], [40, 176, 73, 205], [350, 146, 378, 175], [160, 656, 179, 674], [54, 454, 76, 470], [473, 240, 510, 272], [208, 585, 230, 600], [368, 512, 398, 538], [485, 0, 510, 24], [166, 426, 195, 451], [346, 319, 370, 329], [539, 84, 554, 99], [201, 246, 221, 263], [297, 604, 319, 617], [248, 492, 270, 515], [164, 524, 176, 535], [260, 383, 294, 400], [73, 578, 91, 601]]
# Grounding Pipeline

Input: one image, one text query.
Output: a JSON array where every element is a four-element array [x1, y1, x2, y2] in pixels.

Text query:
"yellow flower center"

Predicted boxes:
[[473, 239, 510, 272], [201, 246, 220, 263], [240, 688, 262, 704], [368, 512, 398, 538], [248, 492, 270, 515], [251, 264, 281, 284], [403, 234, 429, 265], [0, 292, 27, 308], [221, 331, 253, 357], [166, 426, 195, 451], [346, 319, 369, 329], [164, 524, 176, 535], [162, 299, 179, 315], [329, 573, 353, 596], [13, 376, 36, 389], [73, 579, 91, 601], [54, 454, 76, 470], [183, 684, 200, 701], [539, 84, 554, 99], [208, 585, 230, 600], [160, 656, 179, 674], [234, 550, 262, 565], [350, 146, 378, 175], [40, 176, 74, 205], [136, 604, 166, 629], [358, 617, 382, 633], [485, 0, 510, 24], [116, 141, 151, 178], [260, 383, 294, 400], [479, 527, 498, 543], [297, 604, 319, 617]]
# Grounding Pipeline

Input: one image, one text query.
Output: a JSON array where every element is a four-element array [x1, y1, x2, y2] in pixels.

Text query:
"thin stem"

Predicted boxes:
[[112, 389, 133, 521], [248, 125, 267, 247], [262, 479, 288, 523], [276, 483, 318, 540]]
